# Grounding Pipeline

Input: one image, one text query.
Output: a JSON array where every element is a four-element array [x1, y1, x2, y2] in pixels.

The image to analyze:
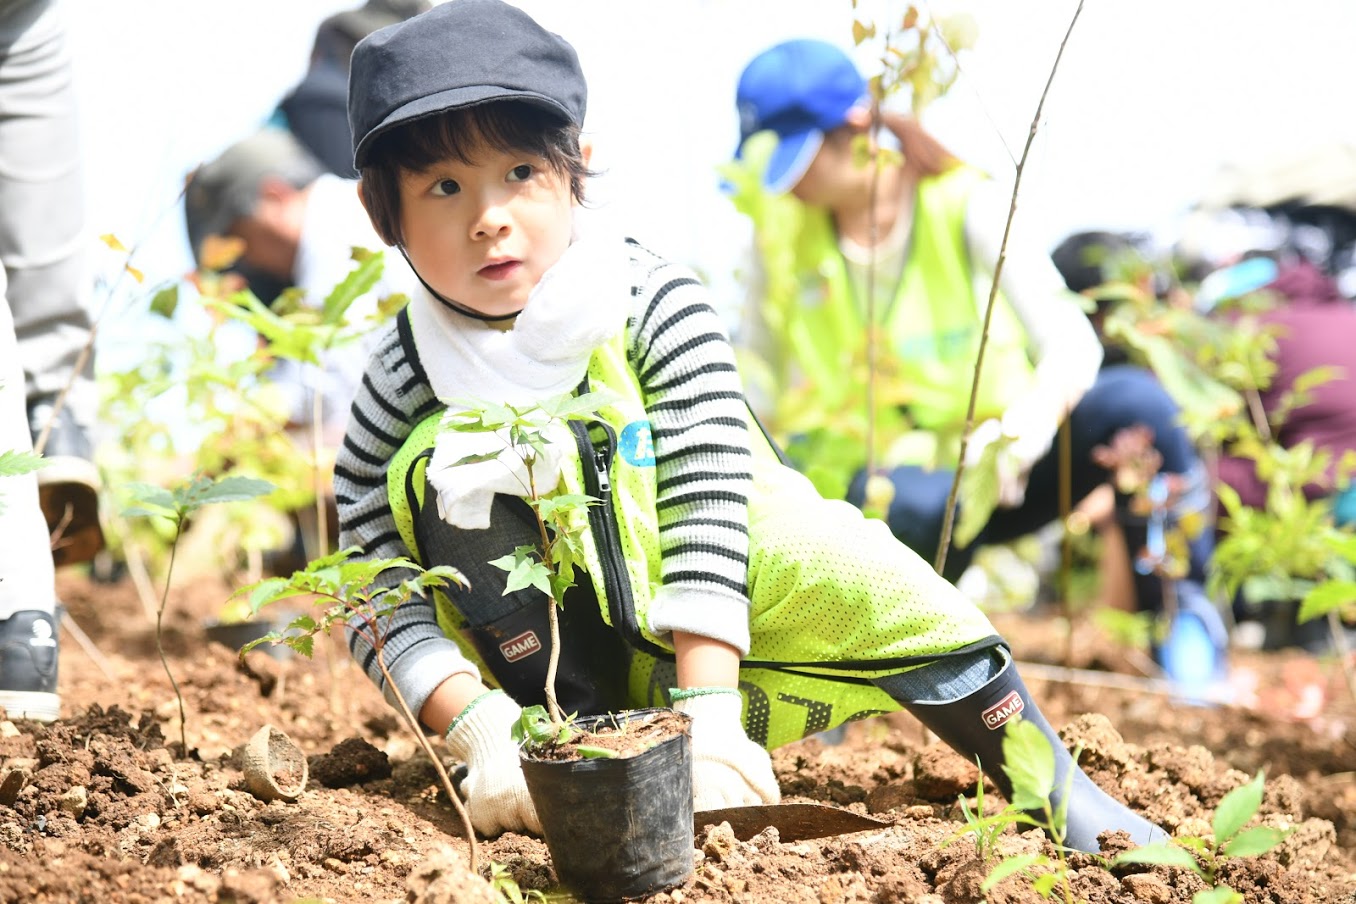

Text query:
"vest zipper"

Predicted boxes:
[[569, 418, 666, 657]]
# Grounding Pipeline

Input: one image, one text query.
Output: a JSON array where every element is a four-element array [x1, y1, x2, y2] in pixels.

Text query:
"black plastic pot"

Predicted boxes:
[[519, 708, 694, 903]]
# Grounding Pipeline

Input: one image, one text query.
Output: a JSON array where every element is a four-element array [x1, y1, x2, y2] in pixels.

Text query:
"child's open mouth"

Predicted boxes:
[[478, 260, 521, 280]]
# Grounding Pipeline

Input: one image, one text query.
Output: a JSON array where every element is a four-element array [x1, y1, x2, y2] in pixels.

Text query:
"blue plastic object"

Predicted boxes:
[[1334, 486, 1356, 528]]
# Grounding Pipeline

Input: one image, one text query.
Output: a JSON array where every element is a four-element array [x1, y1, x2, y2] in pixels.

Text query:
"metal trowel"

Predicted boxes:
[[694, 802, 892, 842]]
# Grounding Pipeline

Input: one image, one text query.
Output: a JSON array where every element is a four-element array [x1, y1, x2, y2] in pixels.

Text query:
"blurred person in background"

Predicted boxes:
[[1180, 207, 1356, 651], [183, 127, 417, 565], [731, 39, 1228, 693], [0, 0, 93, 723], [183, 126, 417, 451], [271, 0, 431, 179]]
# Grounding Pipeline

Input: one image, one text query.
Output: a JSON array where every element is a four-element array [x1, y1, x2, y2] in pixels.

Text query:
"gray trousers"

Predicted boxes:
[[0, 0, 92, 431], [0, 0, 83, 618]]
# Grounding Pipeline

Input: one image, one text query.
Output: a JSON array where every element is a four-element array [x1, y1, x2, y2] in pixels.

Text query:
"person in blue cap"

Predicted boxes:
[[333, 0, 1168, 851], [731, 38, 1230, 698]]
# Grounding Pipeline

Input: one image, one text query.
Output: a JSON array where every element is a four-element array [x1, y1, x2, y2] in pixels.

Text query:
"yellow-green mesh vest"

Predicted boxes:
[[788, 165, 1037, 449], [390, 332, 666, 651], [388, 333, 998, 748]]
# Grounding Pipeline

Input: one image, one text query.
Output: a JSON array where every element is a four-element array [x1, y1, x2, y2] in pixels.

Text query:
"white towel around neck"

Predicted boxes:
[[413, 232, 632, 529]]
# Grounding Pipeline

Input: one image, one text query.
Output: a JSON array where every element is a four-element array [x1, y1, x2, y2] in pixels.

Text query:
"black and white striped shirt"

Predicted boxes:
[[334, 239, 754, 716]]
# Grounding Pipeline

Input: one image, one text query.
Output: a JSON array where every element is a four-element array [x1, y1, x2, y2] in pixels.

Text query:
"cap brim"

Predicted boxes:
[[353, 85, 573, 168], [765, 130, 823, 194], [732, 129, 824, 196]]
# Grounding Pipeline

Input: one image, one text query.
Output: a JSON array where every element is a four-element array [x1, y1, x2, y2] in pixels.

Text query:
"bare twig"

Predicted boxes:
[[934, 0, 1088, 575], [1326, 609, 1356, 703], [374, 651, 479, 874], [158, 525, 188, 758], [1058, 420, 1074, 673], [59, 610, 115, 681], [1017, 659, 1228, 701], [920, 0, 1019, 169], [121, 537, 162, 623]]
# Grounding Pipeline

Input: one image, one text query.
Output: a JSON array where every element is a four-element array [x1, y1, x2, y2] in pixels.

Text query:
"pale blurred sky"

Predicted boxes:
[[67, 0, 1354, 344]]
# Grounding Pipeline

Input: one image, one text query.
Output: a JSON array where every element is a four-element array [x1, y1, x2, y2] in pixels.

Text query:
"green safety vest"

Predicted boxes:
[[783, 165, 1037, 457]]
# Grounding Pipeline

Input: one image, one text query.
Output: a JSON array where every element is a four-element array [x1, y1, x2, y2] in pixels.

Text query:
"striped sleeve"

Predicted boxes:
[[334, 311, 482, 716], [624, 241, 754, 655]]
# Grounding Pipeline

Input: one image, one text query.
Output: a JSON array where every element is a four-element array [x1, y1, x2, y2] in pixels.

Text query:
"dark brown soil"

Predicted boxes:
[[2, 569, 1353, 903]]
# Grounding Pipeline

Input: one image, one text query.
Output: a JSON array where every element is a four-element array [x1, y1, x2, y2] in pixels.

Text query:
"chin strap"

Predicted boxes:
[[398, 245, 522, 322]]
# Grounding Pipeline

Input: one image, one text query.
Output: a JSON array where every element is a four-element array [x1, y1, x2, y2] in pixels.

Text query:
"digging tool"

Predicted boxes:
[[694, 802, 891, 842]]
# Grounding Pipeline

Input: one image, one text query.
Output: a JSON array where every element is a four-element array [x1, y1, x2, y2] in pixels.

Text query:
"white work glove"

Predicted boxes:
[[671, 687, 780, 810], [443, 690, 543, 837]]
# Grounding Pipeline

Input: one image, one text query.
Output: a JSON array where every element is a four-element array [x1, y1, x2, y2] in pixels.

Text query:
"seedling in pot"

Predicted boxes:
[[445, 393, 697, 901], [442, 392, 612, 748]]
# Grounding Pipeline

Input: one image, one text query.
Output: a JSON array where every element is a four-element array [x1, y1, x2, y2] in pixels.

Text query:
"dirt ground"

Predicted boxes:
[[1, 568, 1353, 904]]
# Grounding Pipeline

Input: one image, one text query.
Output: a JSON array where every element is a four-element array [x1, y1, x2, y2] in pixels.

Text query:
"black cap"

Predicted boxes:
[[348, 0, 587, 169]]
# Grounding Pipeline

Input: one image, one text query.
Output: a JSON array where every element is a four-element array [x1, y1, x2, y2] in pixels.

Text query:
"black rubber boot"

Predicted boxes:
[[901, 656, 1165, 853]]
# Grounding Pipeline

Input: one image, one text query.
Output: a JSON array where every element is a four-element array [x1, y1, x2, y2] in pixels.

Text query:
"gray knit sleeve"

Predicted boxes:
[[623, 242, 754, 654], [334, 314, 483, 717]]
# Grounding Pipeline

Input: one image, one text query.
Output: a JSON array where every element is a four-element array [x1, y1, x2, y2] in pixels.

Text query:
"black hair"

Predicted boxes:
[[359, 100, 591, 246]]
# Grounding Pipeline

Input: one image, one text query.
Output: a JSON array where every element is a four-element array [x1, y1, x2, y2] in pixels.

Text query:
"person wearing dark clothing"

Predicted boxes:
[[273, 0, 431, 178]]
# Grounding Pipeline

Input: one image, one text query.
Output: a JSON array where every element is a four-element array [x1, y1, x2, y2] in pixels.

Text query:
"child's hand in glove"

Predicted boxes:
[[444, 689, 542, 837], [671, 687, 780, 810]]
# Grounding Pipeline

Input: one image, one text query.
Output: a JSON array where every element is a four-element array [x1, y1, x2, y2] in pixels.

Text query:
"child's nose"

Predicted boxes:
[[471, 198, 512, 239]]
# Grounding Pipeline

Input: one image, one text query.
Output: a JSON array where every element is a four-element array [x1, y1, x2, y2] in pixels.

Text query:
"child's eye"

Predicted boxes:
[[432, 179, 460, 197], [507, 164, 534, 182]]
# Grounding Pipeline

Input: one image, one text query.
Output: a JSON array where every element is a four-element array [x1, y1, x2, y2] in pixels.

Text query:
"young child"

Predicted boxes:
[[337, 0, 1164, 852]]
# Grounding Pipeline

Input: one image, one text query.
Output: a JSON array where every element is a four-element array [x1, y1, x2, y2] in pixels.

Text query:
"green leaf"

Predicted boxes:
[[1000, 718, 1055, 812], [1192, 887, 1242, 904], [245, 578, 291, 613], [981, 852, 1041, 891], [149, 284, 179, 319], [1298, 580, 1356, 623], [1222, 825, 1288, 858], [0, 449, 48, 478], [238, 633, 283, 658], [321, 250, 384, 325], [122, 485, 176, 520], [196, 475, 275, 506], [1212, 772, 1265, 844], [502, 557, 552, 598], [1032, 873, 1058, 896], [575, 745, 618, 759], [1292, 364, 1341, 397], [1112, 843, 1201, 872], [450, 450, 503, 467], [955, 438, 1002, 549]]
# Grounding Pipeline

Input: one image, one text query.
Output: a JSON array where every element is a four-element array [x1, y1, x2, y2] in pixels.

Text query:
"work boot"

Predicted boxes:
[[901, 655, 1166, 853], [0, 609, 60, 723], [29, 401, 104, 567]]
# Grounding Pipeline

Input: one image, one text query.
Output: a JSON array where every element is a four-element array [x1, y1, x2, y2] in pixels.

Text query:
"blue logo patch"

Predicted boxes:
[[618, 420, 656, 467]]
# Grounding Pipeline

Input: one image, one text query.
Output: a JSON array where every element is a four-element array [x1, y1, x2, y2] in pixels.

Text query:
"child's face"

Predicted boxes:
[[398, 143, 574, 317]]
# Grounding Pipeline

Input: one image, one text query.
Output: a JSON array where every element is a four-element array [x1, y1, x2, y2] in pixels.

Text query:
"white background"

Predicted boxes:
[[67, 0, 1354, 345]]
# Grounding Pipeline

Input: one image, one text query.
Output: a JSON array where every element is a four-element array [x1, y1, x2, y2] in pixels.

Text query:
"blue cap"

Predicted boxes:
[[734, 39, 866, 193]]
